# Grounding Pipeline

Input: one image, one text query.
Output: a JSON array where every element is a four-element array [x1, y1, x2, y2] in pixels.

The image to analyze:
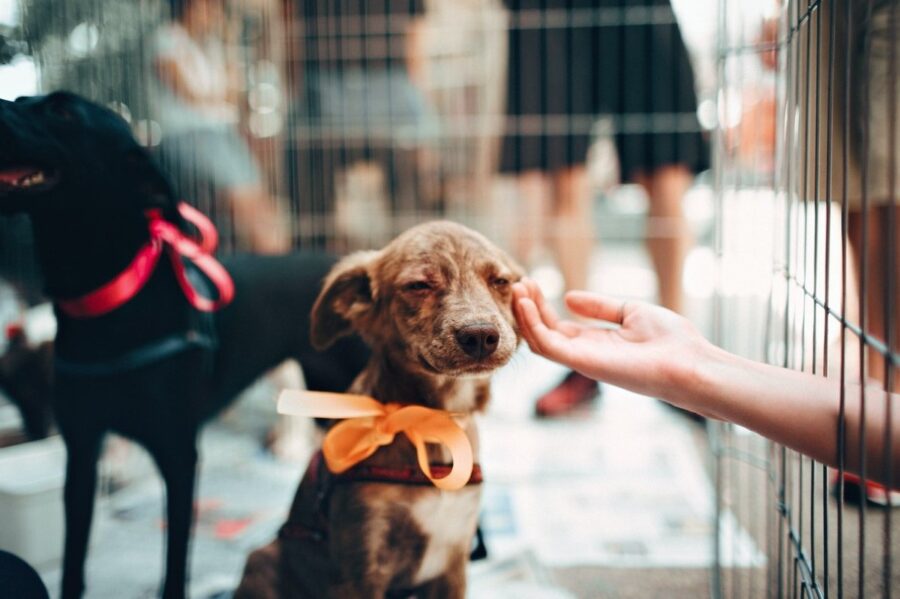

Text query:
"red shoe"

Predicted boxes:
[[534, 371, 600, 418], [832, 471, 900, 507]]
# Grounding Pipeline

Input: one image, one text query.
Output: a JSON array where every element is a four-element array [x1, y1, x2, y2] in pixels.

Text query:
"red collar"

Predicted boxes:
[[335, 462, 484, 487], [56, 202, 235, 318]]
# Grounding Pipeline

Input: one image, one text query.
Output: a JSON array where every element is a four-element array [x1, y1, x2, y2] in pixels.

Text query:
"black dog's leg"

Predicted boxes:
[[60, 427, 104, 599], [149, 431, 198, 599]]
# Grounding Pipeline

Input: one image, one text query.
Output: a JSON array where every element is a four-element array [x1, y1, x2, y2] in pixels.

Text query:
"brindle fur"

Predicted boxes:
[[235, 221, 523, 599]]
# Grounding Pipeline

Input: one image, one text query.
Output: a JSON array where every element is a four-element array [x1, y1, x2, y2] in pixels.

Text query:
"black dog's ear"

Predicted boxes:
[[124, 149, 177, 212], [310, 251, 380, 350]]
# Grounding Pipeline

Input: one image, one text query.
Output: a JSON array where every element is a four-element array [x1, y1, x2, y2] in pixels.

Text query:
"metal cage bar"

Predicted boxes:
[[713, 0, 899, 597]]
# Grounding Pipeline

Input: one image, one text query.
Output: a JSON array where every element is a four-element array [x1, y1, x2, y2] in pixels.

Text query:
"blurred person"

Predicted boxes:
[[513, 280, 900, 487], [152, 0, 289, 254], [760, 0, 899, 390], [286, 0, 437, 249], [841, 1, 899, 391], [500, 0, 709, 416]]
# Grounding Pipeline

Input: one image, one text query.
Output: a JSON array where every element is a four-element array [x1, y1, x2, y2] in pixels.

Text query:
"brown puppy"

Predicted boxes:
[[235, 221, 523, 599]]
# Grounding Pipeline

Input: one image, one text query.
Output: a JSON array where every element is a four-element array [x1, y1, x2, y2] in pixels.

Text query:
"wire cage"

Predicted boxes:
[[0, 0, 519, 258], [712, 0, 899, 597], [1, 0, 897, 596], [2, 0, 716, 269]]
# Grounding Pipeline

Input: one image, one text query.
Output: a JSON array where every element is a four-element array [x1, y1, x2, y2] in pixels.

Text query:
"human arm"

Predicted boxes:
[[155, 55, 215, 105], [512, 279, 900, 486], [153, 25, 238, 111]]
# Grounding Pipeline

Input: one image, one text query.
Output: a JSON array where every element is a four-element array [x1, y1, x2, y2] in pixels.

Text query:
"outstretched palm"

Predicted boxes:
[[512, 279, 711, 400]]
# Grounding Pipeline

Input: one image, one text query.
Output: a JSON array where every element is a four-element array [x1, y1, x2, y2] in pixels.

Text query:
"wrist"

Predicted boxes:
[[668, 338, 733, 419]]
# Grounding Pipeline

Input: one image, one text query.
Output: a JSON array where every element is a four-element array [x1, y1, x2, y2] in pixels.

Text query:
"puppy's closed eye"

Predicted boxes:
[[402, 281, 434, 293]]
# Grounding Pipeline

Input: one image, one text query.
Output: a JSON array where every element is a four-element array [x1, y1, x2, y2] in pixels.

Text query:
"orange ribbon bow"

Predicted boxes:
[[277, 390, 475, 491]]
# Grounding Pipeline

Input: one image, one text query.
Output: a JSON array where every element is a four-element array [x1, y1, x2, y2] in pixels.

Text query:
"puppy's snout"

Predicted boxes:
[[455, 324, 500, 359]]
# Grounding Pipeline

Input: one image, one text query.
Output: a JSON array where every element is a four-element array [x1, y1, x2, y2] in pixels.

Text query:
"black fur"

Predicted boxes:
[[0, 92, 369, 599]]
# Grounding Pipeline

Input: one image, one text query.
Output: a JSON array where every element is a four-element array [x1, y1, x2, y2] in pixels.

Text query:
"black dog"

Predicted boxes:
[[0, 92, 369, 599]]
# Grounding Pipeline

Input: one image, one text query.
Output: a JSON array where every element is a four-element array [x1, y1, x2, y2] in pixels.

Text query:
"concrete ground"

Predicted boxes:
[[26, 346, 727, 599]]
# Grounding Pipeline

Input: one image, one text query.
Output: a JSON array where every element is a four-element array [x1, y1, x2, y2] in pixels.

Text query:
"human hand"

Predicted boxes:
[[512, 279, 715, 402]]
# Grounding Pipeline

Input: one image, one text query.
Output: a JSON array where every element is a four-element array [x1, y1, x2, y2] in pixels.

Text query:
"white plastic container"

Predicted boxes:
[[0, 436, 66, 567]]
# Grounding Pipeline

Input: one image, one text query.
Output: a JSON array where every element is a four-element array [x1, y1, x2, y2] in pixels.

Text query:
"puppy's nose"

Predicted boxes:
[[456, 324, 500, 359]]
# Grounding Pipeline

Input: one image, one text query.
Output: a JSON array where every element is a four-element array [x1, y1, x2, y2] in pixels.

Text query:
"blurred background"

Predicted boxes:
[[0, 0, 896, 597]]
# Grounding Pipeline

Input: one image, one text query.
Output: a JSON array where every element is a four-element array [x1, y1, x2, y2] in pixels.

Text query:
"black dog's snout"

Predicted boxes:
[[455, 324, 500, 359]]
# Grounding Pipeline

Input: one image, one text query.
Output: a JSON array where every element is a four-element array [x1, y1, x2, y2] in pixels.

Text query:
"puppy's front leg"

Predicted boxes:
[[415, 551, 468, 599], [233, 542, 280, 599]]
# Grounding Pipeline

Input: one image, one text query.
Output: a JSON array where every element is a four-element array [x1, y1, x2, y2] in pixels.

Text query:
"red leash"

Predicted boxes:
[[57, 203, 235, 318]]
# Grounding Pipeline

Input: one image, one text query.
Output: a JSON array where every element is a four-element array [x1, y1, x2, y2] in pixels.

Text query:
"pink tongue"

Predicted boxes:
[[0, 167, 39, 184]]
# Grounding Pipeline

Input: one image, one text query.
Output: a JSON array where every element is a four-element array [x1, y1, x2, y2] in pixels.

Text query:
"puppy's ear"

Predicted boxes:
[[311, 250, 380, 350]]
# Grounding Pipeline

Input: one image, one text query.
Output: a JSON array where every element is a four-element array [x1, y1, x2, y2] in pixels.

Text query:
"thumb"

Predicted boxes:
[[564, 292, 625, 324]]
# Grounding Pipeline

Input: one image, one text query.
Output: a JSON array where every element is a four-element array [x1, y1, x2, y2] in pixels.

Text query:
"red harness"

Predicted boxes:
[[56, 203, 234, 318]]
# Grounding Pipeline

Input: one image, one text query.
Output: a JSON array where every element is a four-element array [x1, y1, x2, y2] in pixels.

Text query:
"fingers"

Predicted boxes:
[[554, 319, 582, 338], [515, 297, 577, 362], [514, 283, 630, 326], [564, 291, 629, 325], [514, 278, 561, 328], [512, 285, 538, 347], [528, 279, 561, 330], [515, 300, 540, 351], [511, 281, 529, 304], [513, 280, 582, 345]]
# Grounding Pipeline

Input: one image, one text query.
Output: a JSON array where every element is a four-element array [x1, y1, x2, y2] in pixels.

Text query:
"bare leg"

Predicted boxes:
[[513, 171, 549, 267], [550, 165, 594, 291], [848, 206, 900, 390], [227, 186, 291, 254], [534, 165, 598, 417], [635, 164, 693, 315]]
